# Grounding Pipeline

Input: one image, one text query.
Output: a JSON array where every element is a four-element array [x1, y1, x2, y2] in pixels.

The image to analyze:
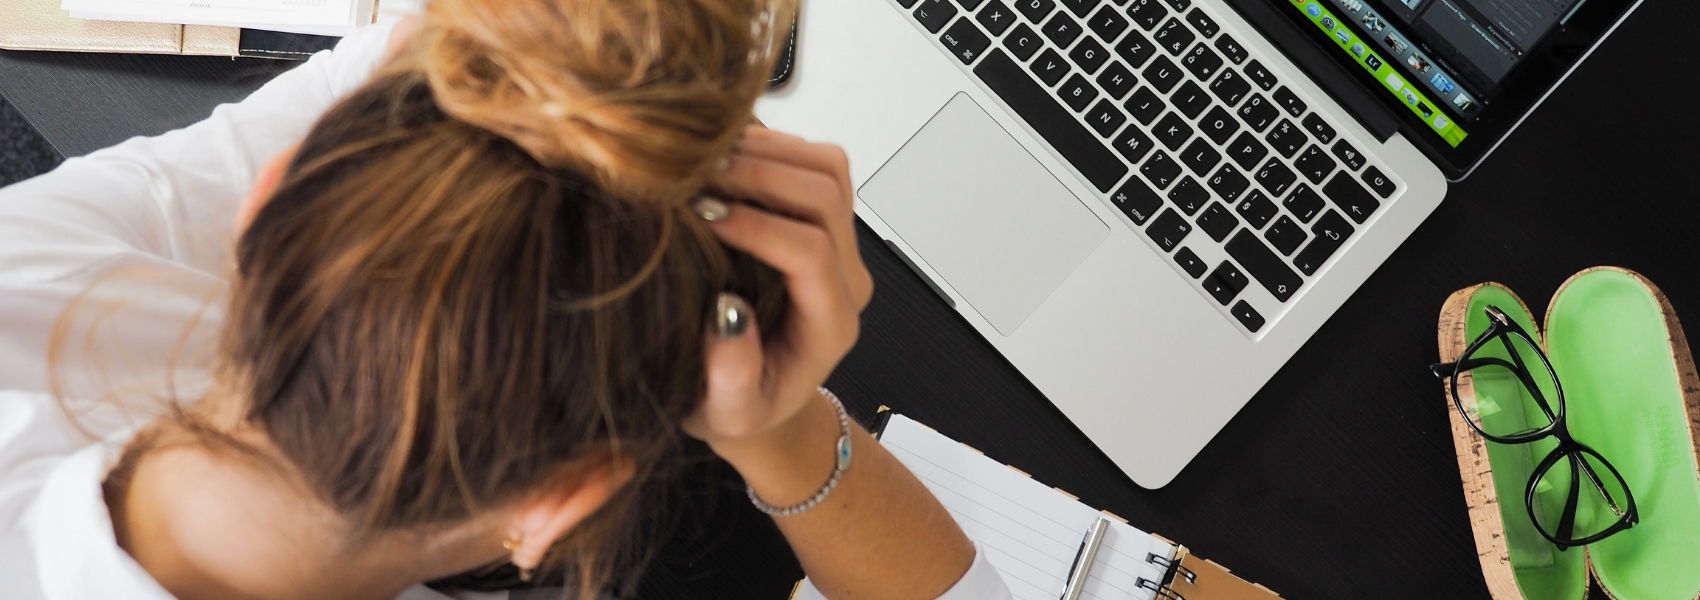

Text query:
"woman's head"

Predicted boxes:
[[221, 0, 793, 594]]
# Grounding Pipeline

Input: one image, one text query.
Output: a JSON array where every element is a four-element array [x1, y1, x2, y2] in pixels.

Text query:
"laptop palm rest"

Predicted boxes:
[[860, 93, 1109, 335]]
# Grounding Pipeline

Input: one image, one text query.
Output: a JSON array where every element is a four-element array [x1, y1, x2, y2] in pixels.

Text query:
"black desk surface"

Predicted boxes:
[[3, 3, 1697, 598]]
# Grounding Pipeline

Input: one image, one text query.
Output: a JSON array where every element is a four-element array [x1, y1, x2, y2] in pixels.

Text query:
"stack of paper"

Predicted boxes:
[[62, 0, 381, 36]]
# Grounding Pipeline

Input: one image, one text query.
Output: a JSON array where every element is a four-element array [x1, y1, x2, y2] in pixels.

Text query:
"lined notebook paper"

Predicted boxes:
[[795, 414, 1176, 600]]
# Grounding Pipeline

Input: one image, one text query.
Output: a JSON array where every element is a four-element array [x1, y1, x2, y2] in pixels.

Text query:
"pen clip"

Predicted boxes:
[[1060, 517, 1111, 600]]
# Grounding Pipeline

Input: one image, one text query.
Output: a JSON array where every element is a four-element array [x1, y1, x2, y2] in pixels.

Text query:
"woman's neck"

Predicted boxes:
[[105, 425, 502, 600]]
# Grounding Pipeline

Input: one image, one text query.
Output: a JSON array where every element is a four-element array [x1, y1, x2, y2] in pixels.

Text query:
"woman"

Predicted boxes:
[[0, 0, 1012, 598]]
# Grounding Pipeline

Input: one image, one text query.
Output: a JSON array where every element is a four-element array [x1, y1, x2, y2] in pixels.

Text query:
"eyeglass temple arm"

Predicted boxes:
[[1428, 357, 1561, 421]]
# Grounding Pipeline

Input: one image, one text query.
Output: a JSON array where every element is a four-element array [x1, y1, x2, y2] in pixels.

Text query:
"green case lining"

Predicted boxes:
[[1460, 269, 1700, 600]]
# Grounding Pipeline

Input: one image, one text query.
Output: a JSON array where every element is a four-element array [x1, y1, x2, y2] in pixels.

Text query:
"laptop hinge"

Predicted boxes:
[[1220, 0, 1403, 143]]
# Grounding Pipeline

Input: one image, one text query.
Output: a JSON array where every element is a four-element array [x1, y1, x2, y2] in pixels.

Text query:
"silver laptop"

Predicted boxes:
[[756, 0, 1640, 487]]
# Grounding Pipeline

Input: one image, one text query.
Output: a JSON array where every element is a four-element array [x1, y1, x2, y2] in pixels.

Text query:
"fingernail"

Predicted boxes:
[[715, 293, 751, 338], [694, 197, 730, 223]]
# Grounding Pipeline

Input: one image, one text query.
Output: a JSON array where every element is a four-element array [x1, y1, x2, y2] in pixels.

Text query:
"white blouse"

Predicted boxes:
[[0, 20, 1008, 600]]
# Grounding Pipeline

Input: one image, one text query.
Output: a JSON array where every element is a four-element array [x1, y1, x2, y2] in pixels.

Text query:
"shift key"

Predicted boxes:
[[975, 50, 1130, 192], [1226, 230, 1302, 302]]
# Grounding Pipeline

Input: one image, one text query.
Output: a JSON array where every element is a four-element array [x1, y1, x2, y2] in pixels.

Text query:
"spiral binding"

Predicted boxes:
[[1136, 577, 1186, 600], [1146, 552, 1198, 584]]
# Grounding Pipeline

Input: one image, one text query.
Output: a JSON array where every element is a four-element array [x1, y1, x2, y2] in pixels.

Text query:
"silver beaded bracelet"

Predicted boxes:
[[746, 387, 853, 517]]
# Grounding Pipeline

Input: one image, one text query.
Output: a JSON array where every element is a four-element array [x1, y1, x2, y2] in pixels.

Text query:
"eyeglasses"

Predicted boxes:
[[1428, 305, 1638, 551]]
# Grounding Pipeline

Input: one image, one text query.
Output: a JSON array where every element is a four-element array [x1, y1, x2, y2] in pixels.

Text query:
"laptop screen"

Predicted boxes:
[[1272, 0, 1639, 176]]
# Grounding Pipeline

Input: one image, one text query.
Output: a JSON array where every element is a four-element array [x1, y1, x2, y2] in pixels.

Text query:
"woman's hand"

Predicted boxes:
[[683, 126, 873, 462]]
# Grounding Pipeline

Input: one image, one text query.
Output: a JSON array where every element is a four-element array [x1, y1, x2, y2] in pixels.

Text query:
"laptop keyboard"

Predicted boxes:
[[904, 0, 1403, 336]]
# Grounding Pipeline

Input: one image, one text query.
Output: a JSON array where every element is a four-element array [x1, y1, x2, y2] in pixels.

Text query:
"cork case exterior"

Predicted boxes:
[[1438, 269, 1700, 600]]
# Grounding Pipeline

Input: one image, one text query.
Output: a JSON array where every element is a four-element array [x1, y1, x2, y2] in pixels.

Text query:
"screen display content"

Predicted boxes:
[[1283, 0, 1589, 148]]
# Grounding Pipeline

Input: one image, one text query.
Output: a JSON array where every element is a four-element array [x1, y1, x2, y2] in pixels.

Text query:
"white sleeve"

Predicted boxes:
[[0, 22, 398, 399], [790, 546, 1013, 600]]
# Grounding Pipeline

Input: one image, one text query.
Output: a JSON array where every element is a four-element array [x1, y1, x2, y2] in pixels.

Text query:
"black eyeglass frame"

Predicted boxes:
[[1428, 305, 1639, 551]]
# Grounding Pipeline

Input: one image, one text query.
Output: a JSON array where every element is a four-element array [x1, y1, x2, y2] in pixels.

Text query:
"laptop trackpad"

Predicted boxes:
[[860, 93, 1108, 335]]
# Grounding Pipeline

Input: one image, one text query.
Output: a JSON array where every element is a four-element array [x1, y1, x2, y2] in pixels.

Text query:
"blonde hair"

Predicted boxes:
[[93, 0, 798, 596]]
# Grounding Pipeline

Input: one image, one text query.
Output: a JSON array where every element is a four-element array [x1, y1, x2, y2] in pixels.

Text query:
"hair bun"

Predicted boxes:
[[419, 0, 793, 202]]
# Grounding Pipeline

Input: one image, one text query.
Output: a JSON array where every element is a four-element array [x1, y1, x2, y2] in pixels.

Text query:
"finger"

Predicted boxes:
[[713, 154, 863, 290], [724, 130, 872, 310], [737, 127, 851, 184], [683, 294, 770, 441], [715, 154, 843, 226], [703, 200, 856, 350]]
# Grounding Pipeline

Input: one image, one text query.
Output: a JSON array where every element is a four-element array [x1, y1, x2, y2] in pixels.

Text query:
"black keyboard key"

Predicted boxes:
[[977, 0, 1019, 36], [1265, 215, 1306, 255], [1152, 111, 1192, 150], [1142, 55, 1184, 92], [1059, 0, 1095, 17], [1231, 301, 1265, 332], [1197, 201, 1239, 242], [1175, 247, 1207, 279], [1225, 131, 1268, 171], [1096, 61, 1138, 99], [942, 18, 994, 64], [1295, 210, 1353, 275], [1114, 29, 1157, 67], [1030, 48, 1071, 85], [1323, 171, 1379, 223], [1301, 113, 1336, 143], [1111, 178, 1164, 224], [1362, 166, 1397, 198], [1180, 138, 1220, 176], [1141, 151, 1182, 189], [1153, 18, 1195, 56], [1265, 119, 1304, 157], [957, 0, 990, 10], [1204, 261, 1247, 305], [1125, 86, 1164, 124], [1180, 42, 1223, 81], [1294, 144, 1336, 184], [1184, 8, 1219, 37], [1041, 12, 1084, 48], [1004, 24, 1045, 61], [1246, 60, 1277, 91], [900, 0, 920, 7], [1226, 230, 1302, 302], [1207, 164, 1249, 202], [1214, 34, 1247, 64], [1168, 176, 1209, 214], [1331, 139, 1366, 170], [1198, 106, 1240, 145], [1015, 0, 1056, 23], [1112, 121, 1155, 163], [1171, 81, 1211, 118], [1088, 5, 1131, 42], [1283, 184, 1325, 222], [1127, 0, 1167, 31], [1085, 98, 1128, 136], [1236, 189, 1277, 229], [1238, 93, 1279, 131], [915, 0, 960, 33], [1069, 36, 1111, 74], [1272, 85, 1306, 117], [1147, 208, 1192, 251], [1160, 0, 1190, 11], [976, 51, 1130, 191], [1058, 73, 1099, 111], [1209, 69, 1251, 106], [1253, 158, 1296, 196]]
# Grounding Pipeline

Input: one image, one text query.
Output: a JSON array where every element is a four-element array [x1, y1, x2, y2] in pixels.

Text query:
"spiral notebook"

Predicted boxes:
[[791, 412, 1280, 600]]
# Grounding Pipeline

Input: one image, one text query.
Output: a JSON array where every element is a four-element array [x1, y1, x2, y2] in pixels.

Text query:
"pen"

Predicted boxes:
[[1061, 516, 1111, 600]]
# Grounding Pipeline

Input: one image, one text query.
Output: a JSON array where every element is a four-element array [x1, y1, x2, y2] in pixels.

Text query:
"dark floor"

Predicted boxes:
[[1, 97, 64, 187]]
